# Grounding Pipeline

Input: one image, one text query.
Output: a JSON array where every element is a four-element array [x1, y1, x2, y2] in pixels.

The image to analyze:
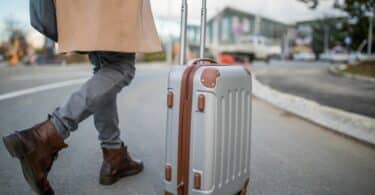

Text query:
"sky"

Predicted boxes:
[[152, 0, 345, 24], [0, 0, 345, 44]]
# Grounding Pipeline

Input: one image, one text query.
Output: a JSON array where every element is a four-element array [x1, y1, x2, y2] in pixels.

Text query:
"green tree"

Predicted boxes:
[[340, 0, 375, 52], [299, 0, 375, 52], [313, 18, 347, 54], [297, 17, 347, 58]]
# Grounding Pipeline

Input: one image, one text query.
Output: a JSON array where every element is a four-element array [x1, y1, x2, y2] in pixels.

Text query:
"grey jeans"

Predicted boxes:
[[50, 51, 136, 149]]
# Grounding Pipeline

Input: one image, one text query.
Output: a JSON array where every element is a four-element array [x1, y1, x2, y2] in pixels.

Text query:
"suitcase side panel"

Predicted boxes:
[[188, 65, 252, 195], [165, 66, 187, 194], [190, 92, 217, 193]]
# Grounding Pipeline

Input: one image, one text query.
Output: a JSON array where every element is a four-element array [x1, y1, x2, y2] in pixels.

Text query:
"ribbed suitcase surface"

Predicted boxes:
[[164, 62, 252, 195]]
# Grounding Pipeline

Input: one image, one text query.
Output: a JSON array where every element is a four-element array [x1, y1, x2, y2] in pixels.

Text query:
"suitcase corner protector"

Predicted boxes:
[[200, 67, 221, 88]]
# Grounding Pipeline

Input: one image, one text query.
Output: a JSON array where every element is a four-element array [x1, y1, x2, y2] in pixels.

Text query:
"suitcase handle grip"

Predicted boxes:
[[188, 58, 217, 65]]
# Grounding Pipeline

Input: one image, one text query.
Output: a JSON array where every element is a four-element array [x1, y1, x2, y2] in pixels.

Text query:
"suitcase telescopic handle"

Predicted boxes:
[[199, 0, 207, 61], [179, 0, 208, 65], [179, 0, 188, 65]]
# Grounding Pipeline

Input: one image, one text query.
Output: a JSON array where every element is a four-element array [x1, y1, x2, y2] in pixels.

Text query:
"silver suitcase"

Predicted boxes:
[[164, 1, 252, 195]]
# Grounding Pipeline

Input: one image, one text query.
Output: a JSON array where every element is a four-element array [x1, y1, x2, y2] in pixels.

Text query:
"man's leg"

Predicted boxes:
[[50, 52, 136, 140], [2, 51, 140, 194], [94, 95, 123, 149], [91, 51, 124, 149]]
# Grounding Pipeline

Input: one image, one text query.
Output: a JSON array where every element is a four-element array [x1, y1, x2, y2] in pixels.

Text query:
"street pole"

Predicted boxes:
[[324, 25, 329, 53], [368, 14, 373, 56], [283, 30, 289, 60], [322, 12, 330, 53]]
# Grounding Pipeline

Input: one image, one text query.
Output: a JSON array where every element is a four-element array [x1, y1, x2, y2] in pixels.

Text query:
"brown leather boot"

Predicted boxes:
[[2, 119, 68, 195], [99, 144, 144, 185]]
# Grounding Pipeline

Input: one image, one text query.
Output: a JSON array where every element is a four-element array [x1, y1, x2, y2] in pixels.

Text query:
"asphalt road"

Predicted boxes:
[[0, 64, 374, 195], [254, 60, 375, 118], [0, 65, 91, 94]]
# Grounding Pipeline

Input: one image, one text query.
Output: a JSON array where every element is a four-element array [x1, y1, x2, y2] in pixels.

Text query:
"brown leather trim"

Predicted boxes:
[[198, 94, 205, 112], [165, 165, 172, 181], [242, 65, 252, 77], [177, 65, 194, 195], [193, 172, 202, 190], [244, 177, 250, 188], [200, 68, 221, 88], [177, 62, 206, 195], [167, 91, 174, 108], [165, 191, 174, 195], [240, 177, 250, 195]]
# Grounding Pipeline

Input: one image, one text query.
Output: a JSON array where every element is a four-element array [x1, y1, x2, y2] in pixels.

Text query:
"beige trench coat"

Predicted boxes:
[[55, 0, 162, 53]]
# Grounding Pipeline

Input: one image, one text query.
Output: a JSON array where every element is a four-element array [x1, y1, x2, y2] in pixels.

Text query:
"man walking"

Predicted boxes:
[[2, 0, 161, 194]]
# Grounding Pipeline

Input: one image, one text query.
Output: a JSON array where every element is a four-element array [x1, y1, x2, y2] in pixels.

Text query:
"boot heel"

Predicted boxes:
[[2, 134, 26, 158]]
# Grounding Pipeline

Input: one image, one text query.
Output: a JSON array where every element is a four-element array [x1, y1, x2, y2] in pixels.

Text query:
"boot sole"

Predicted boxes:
[[99, 163, 144, 185], [3, 134, 51, 195]]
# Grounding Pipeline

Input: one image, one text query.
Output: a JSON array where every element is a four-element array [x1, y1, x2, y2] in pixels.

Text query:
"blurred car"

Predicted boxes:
[[320, 52, 331, 61], [348, 52, 361, 63], [215, 35, 277, 62], [349, 52, 375, 62], [329, 50, 349, 63], [293, 52, 315, 61], [0, 54, 3, 62], [320, 49, 349, 63]]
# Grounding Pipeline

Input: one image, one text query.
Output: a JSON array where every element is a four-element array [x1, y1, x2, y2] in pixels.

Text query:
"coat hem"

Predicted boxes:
[[57, 46, 163, 54]]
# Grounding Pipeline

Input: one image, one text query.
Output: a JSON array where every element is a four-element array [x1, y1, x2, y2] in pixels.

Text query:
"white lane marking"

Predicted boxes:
[[0, 78, 88, 101], [11, 73, 91, 81]]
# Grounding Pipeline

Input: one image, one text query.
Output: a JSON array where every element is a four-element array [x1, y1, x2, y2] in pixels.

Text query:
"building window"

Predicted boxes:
[[222, 16, 230, 43], [208, 23, 213, 44], [232, 16, 246, 43], [243, 18, 250, 34], [213, 19, 219, 45]]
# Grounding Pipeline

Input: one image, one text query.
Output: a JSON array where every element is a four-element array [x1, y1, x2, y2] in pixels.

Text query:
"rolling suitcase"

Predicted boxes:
[[164, 0, 252, 194]]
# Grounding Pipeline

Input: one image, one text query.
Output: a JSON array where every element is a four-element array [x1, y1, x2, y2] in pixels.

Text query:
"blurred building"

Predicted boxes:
[[207, 7, 288, 47], [155, 7, 300, 61], [155, 7, 289, 47]]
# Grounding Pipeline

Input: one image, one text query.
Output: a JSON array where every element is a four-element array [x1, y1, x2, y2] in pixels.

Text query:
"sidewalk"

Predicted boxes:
[[254, 61, 375, 118], [252, 60, 375, 145]]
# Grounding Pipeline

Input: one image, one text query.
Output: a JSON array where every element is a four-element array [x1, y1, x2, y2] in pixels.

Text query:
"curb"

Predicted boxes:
[[252, 76, 375, 146], [328, 65, 375, 83]]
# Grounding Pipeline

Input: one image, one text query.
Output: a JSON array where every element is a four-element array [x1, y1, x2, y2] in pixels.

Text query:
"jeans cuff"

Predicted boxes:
[[50, 113, 70, 140], [101, 141, 123, 149]]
